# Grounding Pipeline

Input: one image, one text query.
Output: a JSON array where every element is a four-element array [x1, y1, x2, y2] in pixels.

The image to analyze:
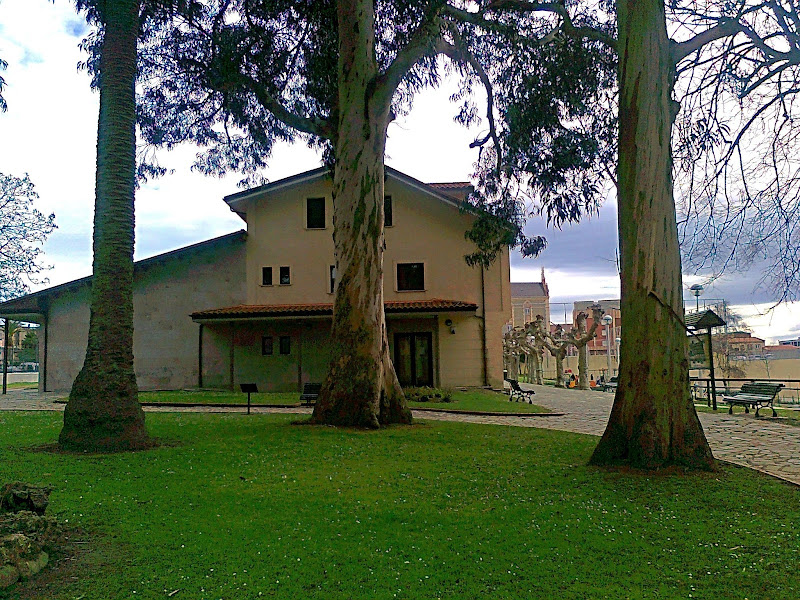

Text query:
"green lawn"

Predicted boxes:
[[1, 412, 799, 599], [139, 388, 549, 414]]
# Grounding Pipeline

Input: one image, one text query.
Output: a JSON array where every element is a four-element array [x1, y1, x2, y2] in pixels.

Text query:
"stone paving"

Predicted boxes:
[[3, 385, 800, 486]]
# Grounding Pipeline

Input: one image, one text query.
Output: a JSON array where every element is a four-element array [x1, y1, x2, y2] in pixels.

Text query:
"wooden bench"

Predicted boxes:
[[300, 383, 322, 406], [721, 382, 784, 417], [506, 379, 535, 404]]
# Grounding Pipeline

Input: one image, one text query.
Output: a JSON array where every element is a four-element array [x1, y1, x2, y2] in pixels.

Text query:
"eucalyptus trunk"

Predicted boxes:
[[60, 0, 148, 451], [311, 0, 411, 427], [589, 0, 713, 469]]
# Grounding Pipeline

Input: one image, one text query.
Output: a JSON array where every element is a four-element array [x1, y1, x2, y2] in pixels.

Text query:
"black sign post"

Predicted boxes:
[[685, 309, 726, 410], [239, 383, 258, 415]]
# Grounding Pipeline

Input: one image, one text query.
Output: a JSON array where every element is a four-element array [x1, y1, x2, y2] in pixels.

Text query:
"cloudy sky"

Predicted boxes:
[[1, 1, 797, 344]]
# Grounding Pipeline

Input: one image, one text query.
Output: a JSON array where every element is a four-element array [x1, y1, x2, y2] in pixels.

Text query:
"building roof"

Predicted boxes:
[[191, 298, 478, 321], [0, 230, 247, 319], [510, 282, 547, 298], [223, 166, 472, 218]]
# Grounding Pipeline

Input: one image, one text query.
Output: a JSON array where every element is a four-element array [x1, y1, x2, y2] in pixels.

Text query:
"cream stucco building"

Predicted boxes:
[[0, 167, 511, 393]]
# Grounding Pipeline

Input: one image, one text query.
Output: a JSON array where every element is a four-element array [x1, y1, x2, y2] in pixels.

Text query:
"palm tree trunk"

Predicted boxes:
[[60, 0, 148, 451]]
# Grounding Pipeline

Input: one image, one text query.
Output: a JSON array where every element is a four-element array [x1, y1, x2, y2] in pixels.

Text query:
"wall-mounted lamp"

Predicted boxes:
[[444, 319, 455, 334]]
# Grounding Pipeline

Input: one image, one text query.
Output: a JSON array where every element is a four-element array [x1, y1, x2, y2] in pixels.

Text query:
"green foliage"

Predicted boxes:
[[402, 386, 454, 403], [0, 174, 56, 301], [2, 412, 800, 599]]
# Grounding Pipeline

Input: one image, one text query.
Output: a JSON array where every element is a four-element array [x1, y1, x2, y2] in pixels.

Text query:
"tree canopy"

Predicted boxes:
[[0, 173, 56, 302]]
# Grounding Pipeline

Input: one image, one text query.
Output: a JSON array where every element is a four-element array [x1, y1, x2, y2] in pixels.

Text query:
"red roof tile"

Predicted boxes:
[[191, 299, 478, 320]]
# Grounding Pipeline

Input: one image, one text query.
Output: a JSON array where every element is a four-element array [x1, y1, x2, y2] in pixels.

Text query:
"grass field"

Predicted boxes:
[[139, 388, 549, 414], [1, 411, 798, 599]]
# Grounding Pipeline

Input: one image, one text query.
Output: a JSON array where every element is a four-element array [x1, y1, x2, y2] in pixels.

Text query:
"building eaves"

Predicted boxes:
[[191, 298, 478, 321], [222, 165, 470, 213]]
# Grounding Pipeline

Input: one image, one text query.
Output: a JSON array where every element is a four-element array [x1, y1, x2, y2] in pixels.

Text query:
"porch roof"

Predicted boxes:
[[191, 298, 478, 321]]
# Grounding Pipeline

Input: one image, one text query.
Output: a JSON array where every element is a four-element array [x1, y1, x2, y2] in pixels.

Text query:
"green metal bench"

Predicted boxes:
[[300, 382, 322, 406], [721, 382, 784, 417]]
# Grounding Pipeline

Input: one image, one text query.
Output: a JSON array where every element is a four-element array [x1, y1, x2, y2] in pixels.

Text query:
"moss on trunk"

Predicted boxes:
[[589, 0, 713, 470]]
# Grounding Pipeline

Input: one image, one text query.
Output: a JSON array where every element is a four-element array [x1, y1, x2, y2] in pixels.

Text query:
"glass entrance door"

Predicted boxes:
[[394, 332, 433, 387]]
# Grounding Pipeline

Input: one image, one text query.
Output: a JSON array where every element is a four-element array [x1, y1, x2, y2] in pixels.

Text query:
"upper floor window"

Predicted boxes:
[[397, 262, 424, 291], [262, 336, 274, 355], [279, 336, 291, 355], [307, 197, 326, 229], [329, 265, 336, 294], [262, 266, 273, 286], [384, 195, 393, 227], [279, 266, 291, 285]]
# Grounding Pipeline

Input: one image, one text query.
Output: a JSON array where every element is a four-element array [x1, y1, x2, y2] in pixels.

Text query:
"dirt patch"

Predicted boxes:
[[3, 529, 122, 600]]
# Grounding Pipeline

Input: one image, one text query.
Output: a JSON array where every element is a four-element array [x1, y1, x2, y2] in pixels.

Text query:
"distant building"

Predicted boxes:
[[573, 299, 620, 357], [714, 331, 765, 358], [763, 345, 800, 359], [778, 337, 800, 347], [510, 269, 550, 328]]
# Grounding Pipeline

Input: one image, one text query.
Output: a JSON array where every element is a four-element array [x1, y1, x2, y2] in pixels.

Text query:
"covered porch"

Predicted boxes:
[[191, 299, 481, 392]]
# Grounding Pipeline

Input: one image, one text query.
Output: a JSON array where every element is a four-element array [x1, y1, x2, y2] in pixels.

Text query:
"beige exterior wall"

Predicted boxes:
[[234, 173, 510, 388], [42, 237, 246, 392]]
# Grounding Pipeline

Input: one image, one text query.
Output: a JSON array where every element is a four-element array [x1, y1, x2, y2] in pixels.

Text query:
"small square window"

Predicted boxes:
[[279, 266, 290, 285], [329, 265, 336, 294], [384, 195, 393, 227], [397, 262, 424, 291], [262, 336, 273, 356], [307, 197, 326, 229], [262, 266, 273, 286], [279, 336, 291, 355]]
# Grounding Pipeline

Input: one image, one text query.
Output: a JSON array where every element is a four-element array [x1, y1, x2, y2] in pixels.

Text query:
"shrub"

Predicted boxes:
[[403, 386, 454, 403]]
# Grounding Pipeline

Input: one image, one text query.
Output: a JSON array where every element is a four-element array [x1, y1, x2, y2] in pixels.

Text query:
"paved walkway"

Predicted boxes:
[[3, 385, 800, 486]]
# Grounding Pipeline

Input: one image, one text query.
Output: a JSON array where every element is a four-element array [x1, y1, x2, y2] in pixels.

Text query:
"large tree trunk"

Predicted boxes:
[[60, 0, 148, 452], [589, 0, 713, 470], [311, 0, 411, 428]]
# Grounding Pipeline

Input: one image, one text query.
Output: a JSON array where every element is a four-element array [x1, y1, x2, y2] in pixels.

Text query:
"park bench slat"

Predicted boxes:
[[721, 382, 783, 417]]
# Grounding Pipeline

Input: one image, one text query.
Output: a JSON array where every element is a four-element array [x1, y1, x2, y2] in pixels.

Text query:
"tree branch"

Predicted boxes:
[[671, 19, 743, 64], [372, 12, 444, 111], [245, 80, 334, 139]]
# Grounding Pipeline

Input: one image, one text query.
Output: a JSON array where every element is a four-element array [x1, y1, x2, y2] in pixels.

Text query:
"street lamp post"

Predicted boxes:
[[690, 284, 704, 311], [615, 336, 621, 371], [602, 314, 613, 378]]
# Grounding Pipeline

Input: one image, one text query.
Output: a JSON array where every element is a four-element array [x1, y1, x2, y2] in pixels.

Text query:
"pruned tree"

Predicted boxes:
[[568, 305, 602, 390], [525, 315, 549, 386], [59, 0, 149, 452], [0, 173, 56, 302], [539, 323, 570, 388], [132, 0, 617, 428]]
